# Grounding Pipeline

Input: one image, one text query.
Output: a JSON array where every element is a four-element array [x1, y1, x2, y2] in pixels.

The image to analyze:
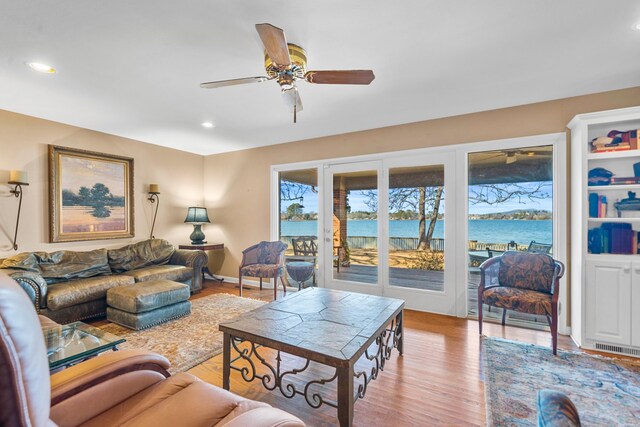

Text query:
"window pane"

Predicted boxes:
[[279, 169, 318, 288], [332, 170, 378, 284], [388, 165, 445, 291], [467, 145, 553, 328]]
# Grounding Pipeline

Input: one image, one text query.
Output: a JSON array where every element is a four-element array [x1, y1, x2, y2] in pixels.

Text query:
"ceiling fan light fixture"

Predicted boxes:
[[26, 62, 56, 73]]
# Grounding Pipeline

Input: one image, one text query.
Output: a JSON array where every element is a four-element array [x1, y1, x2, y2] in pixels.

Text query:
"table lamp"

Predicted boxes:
[[184, 207, 210, 245]]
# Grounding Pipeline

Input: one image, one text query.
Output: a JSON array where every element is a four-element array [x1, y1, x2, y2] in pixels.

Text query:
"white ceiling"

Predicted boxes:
[[1, 1, 639, 155]]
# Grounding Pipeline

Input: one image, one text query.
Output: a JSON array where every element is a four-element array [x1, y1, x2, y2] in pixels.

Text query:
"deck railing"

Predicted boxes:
[[280, 236, 527, 252]]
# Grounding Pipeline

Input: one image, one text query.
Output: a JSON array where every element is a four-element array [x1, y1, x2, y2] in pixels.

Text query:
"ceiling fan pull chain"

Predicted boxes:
[[294, 103, 297, 124]]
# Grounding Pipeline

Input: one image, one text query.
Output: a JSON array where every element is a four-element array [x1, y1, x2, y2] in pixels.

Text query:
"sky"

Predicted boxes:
[[281, 181, 553, 215], [61, 155, 126, 196]]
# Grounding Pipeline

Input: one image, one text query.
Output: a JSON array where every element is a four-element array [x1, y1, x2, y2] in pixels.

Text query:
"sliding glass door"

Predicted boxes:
[[272, 133, 565, 323]]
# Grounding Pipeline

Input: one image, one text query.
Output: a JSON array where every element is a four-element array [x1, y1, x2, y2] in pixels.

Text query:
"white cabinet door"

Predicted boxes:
[[633, 263, 640, 347], [585, 260, 632, 345]]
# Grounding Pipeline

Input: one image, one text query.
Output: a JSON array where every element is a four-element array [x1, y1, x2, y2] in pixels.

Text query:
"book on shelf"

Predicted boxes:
[[590, 129, 639, 152], [591, 145, 631, 153], [588, 193, 608, 218], [588, 222, 636, 254], [610, 176, 640, 185]]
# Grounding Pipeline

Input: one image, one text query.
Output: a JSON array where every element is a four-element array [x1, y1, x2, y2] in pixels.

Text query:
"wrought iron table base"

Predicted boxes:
[[222, 312, 403, 427]]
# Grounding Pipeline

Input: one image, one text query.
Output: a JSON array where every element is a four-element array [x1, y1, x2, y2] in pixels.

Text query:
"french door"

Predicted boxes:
[[323, 161, 383, 295], [323, 154, 457, 314]]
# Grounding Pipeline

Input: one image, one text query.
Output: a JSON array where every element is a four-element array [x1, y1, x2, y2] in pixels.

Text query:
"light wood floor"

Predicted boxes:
[[186, 280, 581, 427]]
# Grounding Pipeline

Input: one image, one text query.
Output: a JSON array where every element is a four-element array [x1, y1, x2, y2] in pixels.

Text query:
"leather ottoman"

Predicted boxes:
[[106, 280, 191, 330]]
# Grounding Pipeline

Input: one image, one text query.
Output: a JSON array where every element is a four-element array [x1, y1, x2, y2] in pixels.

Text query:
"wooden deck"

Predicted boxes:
[[333, 264, 445, 291], [331, 263, 548, 326]]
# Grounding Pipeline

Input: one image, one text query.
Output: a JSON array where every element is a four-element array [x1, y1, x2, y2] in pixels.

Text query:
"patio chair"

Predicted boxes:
[[478, 251, 565, 354], [288, 236, 318, 284], [528, 240, 553, 254], [239, 241, 288, 300]]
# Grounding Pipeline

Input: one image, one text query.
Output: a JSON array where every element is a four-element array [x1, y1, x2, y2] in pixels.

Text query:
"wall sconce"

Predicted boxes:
[[147, 184, 160, 239], [8, 170, 29, 251]]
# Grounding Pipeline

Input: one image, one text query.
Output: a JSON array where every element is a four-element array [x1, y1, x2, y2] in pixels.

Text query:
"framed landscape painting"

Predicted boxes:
[[49, 145, 134, 242]]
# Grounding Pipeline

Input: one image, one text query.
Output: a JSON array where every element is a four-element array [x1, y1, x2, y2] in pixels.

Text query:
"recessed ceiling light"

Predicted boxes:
[[201, 122, 215, 128], [635, 22, 640, 30], [26, 62, 56, 74]]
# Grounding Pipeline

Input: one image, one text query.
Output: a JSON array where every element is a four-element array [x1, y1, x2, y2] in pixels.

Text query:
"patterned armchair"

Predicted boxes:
[[478, 251, 565, 354], [239, 241, 288, 300]]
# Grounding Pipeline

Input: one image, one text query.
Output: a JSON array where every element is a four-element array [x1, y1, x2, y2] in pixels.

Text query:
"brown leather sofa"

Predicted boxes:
[[0, 272, 305, 427], [0, 239, 207, 323]]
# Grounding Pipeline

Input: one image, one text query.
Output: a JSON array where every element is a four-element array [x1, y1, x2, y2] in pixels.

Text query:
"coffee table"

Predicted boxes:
[[43, 321, 125, 371], [219, 288, 404, 426]]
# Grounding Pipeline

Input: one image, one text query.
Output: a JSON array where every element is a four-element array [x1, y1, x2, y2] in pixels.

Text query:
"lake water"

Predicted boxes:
[[281, 219, 552, 245], [61, 206, 126, 233]]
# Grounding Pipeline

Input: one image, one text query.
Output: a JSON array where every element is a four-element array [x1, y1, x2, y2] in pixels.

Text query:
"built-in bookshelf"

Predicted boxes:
[[570, 106, 640, 357]]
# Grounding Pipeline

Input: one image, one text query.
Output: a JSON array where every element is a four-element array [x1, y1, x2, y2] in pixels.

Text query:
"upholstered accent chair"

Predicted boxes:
[[0, 272, 305, 427], [239, 241, 288, 300], [478, 251, 565, 354]]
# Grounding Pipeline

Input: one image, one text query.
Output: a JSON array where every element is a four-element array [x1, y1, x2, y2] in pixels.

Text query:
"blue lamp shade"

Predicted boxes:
[[184, 207, 210, 224]]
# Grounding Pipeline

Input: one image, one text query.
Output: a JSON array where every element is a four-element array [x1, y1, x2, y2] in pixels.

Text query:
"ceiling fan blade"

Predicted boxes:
[[282, 87, 303, 113], [255, 23, 291, 67], [200, 76, 269, 89], [305, 70, 375, 85]]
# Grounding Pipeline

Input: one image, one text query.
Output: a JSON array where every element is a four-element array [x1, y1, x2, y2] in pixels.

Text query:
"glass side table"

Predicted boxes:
[[43, 321, 125, 371]]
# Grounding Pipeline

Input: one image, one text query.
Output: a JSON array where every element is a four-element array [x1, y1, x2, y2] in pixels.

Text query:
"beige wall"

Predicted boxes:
[[203, 86, 640, 279], [2, 86, 639, 308], [0, 109, 204, 259]]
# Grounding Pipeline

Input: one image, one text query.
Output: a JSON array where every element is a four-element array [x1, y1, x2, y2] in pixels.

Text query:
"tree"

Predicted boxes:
[[280, 180, 316, 202], [469, 182, 550, 205], [78, 186, 91, 205], [87, 183, 114, 218], [364, 186, 443, 251], [364, 181, 551, 252], [62, 189, 79, 206], [286, 203, 304, 219]]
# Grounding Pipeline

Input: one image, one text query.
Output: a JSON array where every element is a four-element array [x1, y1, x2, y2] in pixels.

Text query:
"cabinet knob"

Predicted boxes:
[[623, 267, 631, 274]]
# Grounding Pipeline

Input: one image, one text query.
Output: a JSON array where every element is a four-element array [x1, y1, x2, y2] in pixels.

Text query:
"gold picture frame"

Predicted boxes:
[[49, 145, 134, 242]]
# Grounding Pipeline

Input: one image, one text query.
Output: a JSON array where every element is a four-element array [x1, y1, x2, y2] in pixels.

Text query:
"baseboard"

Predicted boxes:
[[213, 275, 275, 289]]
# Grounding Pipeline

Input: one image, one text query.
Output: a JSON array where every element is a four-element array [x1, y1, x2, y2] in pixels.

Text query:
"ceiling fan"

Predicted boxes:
[[484, 149, 551, 164], [200, 23, 375, 123]]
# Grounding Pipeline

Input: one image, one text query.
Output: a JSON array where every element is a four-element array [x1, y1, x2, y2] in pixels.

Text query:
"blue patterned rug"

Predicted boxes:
[[482, 336, 640, 426]]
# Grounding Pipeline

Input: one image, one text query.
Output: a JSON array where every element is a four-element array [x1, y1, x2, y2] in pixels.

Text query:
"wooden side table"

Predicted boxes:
[[179, 243, 224, 282]]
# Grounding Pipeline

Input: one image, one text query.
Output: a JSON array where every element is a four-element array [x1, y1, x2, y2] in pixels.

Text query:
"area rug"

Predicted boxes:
[[99, 294, 265, 374], [482, 336, 640, 426]]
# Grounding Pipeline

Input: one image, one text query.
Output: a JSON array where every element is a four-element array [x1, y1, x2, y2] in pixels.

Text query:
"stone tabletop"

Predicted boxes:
[[219, 288, 404, 364]]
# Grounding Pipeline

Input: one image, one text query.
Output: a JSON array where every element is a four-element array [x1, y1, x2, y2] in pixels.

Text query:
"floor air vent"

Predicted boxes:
[[595, 342, 640, 357]]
